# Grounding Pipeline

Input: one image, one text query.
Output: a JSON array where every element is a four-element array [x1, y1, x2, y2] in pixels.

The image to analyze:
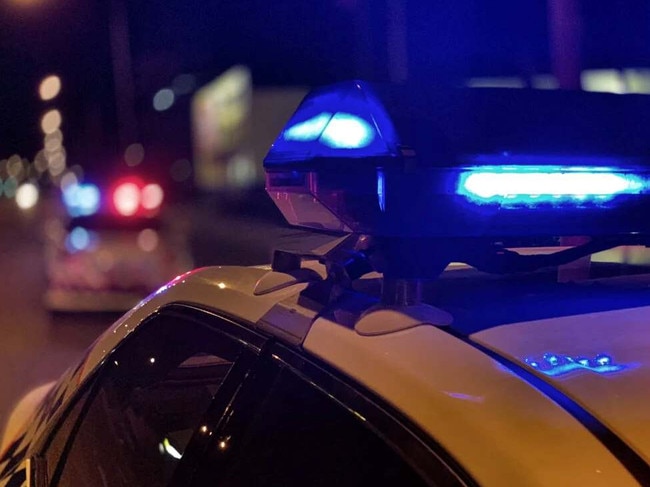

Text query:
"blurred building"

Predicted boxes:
[[191, 66, 307, 192]]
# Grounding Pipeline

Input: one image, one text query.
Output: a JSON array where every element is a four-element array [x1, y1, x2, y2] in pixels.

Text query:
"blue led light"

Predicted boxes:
[[63, 183, 101, 217], [377, 168, 386, 211], [320, 113, 375, 149], [524, 352, 635, 378], [283, 111, 376, 149], [66, 226, 92, 253], [265, 81, 398, 164], [458, 166, 646, 205], [283, 113, 332, 142]]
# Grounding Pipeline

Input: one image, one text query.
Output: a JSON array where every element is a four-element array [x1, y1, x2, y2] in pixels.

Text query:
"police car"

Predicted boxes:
[[44, 176, 193, 312], [3, 81, 650, 486]]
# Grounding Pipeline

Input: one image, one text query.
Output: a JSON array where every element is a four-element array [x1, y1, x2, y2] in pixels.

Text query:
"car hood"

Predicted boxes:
[[471, 305, 650, 463]]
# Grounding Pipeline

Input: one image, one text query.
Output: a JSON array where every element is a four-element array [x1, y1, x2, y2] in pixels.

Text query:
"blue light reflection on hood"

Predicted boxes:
[[524, 353, 637, 378]]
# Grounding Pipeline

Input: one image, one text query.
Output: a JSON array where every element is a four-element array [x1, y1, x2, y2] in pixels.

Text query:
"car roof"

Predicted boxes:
[[45, 262, 647, 486]]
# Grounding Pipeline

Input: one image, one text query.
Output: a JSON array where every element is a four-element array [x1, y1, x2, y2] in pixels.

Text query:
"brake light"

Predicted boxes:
[[141, 183, 164, 210], [113, 182, 140, 216], [111, 179, 164, 217]]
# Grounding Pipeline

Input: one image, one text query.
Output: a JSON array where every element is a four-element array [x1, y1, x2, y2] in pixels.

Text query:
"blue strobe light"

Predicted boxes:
[[284, 112, 376, 149], [458, 166, 646, 205]]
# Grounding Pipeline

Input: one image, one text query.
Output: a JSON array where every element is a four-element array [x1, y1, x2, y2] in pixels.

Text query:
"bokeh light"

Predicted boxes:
[[41, 109, 62, 134], [47, 148, 66, 176], [113, 182, 140, 216], [39, 75, 62, 101], [63, 183, 100, 217], [34, 151, 49, 173], [60, 171, 78, 189], [141, 183, 163, 210], [124, 143, 145, 166], [137, 228, 159, 252], [44, 130, 63, 151], [153, 88, 175, 111], [67, 227, 91, 252], [7, 155, 24, 179], [16, 182, 39, 209], [3, 178, 18, 198]]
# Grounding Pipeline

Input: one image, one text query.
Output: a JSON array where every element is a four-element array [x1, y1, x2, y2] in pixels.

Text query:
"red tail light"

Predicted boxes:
[[113, 182, 140, 216], [141, 183, 164, 211], [111, 179, 164, 217]]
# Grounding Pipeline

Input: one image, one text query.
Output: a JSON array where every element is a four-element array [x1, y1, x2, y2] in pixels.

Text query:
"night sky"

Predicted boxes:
[[0, 0, 361, 164], [2, 0, 650, 170]]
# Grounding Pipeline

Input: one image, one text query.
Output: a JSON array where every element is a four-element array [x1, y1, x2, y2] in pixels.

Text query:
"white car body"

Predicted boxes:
[[2, 259, 650, 486]]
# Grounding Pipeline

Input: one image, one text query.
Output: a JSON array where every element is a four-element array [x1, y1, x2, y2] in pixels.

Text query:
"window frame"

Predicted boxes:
[[267, 342, 477, 487], [188, 340, 476, 487], [37, 303, 268, 487]]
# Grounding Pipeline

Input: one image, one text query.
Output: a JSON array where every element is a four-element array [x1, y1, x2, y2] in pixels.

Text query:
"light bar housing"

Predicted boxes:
[[264, 81, 650, 238]]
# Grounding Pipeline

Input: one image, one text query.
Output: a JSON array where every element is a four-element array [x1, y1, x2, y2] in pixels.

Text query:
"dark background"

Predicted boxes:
[[2, 0, 650, 182]]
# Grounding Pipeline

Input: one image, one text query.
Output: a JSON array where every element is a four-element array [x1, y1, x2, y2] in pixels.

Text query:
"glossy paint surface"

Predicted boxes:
[[305, 318, 638, 486], [474, 305, 650, 464]]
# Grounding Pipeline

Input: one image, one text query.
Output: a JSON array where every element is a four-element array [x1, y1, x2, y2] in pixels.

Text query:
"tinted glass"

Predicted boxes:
[[52, 312, 244, 487], [43, 387, 91, 483], [202, 367, 429, 487]]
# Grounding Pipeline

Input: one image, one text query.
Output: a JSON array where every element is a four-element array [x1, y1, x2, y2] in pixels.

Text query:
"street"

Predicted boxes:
[[0, 198, 111, 428], [0, 191, 337, 429]]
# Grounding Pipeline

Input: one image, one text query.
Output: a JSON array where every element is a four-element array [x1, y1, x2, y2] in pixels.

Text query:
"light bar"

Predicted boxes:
[[458, 166, 646, 205], [266, 81, 399, 165], [265, 81, 650, 238]]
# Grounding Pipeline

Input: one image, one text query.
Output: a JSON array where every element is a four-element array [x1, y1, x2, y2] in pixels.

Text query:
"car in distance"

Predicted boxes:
[[43, 176, 193, 312], [3, 82, 650, 486]]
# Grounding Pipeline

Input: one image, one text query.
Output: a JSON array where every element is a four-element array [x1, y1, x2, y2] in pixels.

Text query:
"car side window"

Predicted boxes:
[[198, 363, 430, 487], [48, 309, 255, 487]]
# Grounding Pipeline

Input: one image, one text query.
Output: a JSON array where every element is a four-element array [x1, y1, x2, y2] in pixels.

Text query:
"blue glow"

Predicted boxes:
[[66, 226, 91, 252], [458, 166, 646, 205], [377, 168, 386, 211], [265, 81, 398, 164], [63, 183, 101, 217], [284, 113, 332, 142], [283, 112, 375, 149], [320, 113, 375, 149], [524, 352, 635, 378]]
